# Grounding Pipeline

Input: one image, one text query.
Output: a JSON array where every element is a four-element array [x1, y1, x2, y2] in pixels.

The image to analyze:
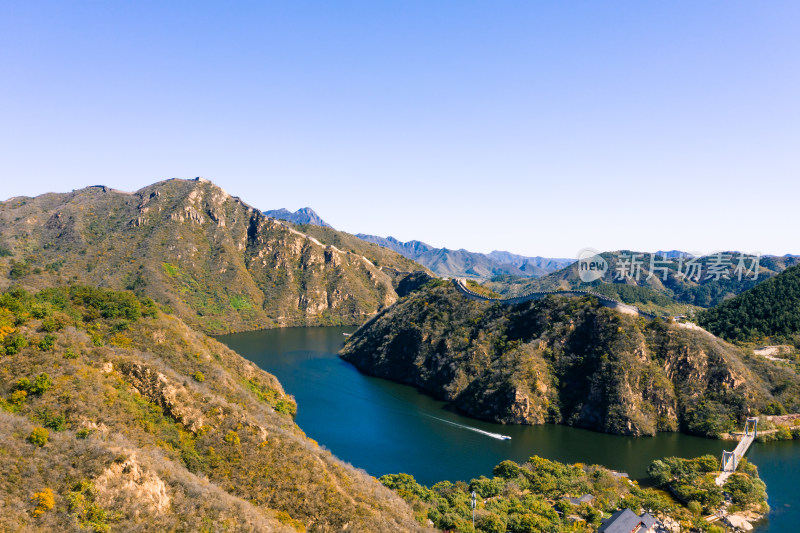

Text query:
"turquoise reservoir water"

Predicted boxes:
[[218, 326, 799, 532]]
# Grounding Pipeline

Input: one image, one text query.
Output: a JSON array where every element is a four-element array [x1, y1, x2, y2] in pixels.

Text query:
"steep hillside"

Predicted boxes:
[[698, 264, 800, 343], [341, 281, 800, 437], [486, 251, 800, 310], [356, 234, 572, 279], [0, 285, 424, 532], [263, 207, 332, 228], [0, 178, 416, 334]]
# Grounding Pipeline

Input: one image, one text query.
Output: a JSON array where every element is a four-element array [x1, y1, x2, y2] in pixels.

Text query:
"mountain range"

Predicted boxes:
[[356, 234, 573, 279], [259, 207, 574, 280], [485, 250, 800, 314]]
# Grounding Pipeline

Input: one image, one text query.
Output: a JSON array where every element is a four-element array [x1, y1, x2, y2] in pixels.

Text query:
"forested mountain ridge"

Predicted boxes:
[[486, 251, 800, 312], [0, 178, 422, 335], [341, 281, 800, 437], [698, 264, 800, 343], [0, 285, 424, 532]]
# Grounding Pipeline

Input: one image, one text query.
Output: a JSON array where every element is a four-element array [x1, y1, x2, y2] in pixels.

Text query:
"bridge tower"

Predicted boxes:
[[745, 417, 758, 437], [720, 450, 737, 472]]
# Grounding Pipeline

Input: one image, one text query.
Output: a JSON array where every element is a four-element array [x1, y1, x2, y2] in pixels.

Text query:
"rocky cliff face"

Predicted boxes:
[[0, 178, 418, 334], [340, 281, 800, 437]]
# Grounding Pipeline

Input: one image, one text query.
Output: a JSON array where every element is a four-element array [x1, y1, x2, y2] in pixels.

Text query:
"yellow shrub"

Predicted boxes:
[[9, 389, 27, 406], [223, 430, 240, 446], [0, 324, 15, 342], [31, 488, 55, 516], [275, 510, 306, 532], [109, 333, 132, 348], [28, 427, 49, 447]]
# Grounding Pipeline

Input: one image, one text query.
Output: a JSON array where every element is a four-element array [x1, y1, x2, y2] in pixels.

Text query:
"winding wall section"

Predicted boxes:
[[452, 278, 659, 320]]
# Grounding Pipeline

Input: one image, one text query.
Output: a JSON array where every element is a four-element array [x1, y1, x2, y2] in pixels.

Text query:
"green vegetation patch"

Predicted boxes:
[[649, 455, 767, 514], [244, 379, 297, 417], [68, 480, 120, 532], [162, 262, 179, 277], [383, 454, 748, 532], [229, 294, 251, 311], [465, 279, 502, 298]]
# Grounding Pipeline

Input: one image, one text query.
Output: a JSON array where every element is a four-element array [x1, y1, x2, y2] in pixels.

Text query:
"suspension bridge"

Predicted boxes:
[[716, 417, 758, 486]]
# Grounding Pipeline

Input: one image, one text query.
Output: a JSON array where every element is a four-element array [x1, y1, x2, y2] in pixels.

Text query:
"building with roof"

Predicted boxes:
[[596, 508, 656, 533], [563, 494, 596, 506]]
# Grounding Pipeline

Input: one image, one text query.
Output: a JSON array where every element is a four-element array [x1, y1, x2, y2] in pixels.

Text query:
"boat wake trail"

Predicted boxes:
[[423, 414, 511, 440]]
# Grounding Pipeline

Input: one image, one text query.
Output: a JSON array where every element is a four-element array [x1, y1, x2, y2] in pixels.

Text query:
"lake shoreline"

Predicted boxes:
[[218, 326, 800, 532]]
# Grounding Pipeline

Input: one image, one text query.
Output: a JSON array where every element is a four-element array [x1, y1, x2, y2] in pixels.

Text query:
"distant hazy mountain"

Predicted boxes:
[[485, 250, 574, 277], [655, 250, 693, 259], [264, 207, 331, 228], [356, 234, 573, 279], [357, 235, 435, 258]]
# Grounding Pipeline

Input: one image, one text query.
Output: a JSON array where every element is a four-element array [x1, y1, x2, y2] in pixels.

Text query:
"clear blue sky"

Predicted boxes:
[[2, 2, 798, 258]]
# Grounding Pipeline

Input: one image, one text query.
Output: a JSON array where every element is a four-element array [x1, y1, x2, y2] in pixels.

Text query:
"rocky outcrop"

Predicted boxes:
[[508, 388, 535, 423], [94, 453, 171, 515], [119, 361, 205, 433]]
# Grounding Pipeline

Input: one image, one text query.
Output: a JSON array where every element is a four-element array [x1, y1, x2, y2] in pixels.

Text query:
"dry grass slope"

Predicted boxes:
[[0, 285, 426, 532]]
